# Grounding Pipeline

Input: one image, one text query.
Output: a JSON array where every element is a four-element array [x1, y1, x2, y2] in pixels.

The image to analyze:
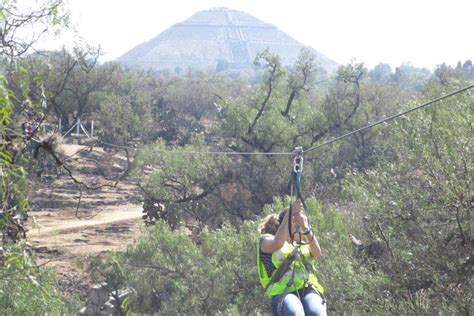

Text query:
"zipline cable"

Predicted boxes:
[[97, 139, 292, 155], [96, 85, 474, 155], [303, 84, 474, 154]]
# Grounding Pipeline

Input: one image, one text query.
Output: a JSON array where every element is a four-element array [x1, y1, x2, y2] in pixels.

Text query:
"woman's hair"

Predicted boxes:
[[258, 208, 288, 235]]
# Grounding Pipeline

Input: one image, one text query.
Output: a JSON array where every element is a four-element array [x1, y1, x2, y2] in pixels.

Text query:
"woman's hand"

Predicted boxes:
[[291, 200, 310, 232], [291, 200, 321, 258], [294, 210, 310, 233], [291, 200, 303, 216]]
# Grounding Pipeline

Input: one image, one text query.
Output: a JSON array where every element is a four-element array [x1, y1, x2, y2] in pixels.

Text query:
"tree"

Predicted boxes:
[[0, 244, 68, 314], [142, 70, 240, 145], [0, 0, 67, 59], [0, 1, 72, 313], [7, 49, 77, 130], [390, 62, 430, 91], [281, 48, 319, 118], [343, 79, 473, 314], [58, 46, 117, 127], [0, 0, 68, 242], [134, 140, 239, 229], [461, 60, 474, 78], [369, 63, 392, 82], [95, 65, 154, 145]]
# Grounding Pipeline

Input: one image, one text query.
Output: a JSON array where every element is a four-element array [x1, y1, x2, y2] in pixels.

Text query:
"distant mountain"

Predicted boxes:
[[116, 7, 338, 72]]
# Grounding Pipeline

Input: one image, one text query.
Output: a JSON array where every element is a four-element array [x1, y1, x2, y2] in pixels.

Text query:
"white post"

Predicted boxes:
[[80, 123, 90, 138], [62, 121, 77, 138], [76, 118, 81, 135], [58, 116, 62, 133], [91, 120, 94, 137]]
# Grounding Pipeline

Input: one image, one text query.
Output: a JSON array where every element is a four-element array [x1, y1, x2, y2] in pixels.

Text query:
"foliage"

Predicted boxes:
[[369, 63, 392, 82], [60, 46, 117, 123], [134, 139, 243, 228], [96, 196, 392, 315], [95, 66, 154, 145], [0, 0, 69, 242], [0, 0, 68, 59], [0, 74, 29, 243], [342, 80, 473, 314], [455, 59, 474, 79], [390, 63, 431, 92], [7, 46, 117, 134], [121, 220, 262, 315], [149, 69, 244, 145], [0, 243, 67, 314], [0, 1, 74, 314]]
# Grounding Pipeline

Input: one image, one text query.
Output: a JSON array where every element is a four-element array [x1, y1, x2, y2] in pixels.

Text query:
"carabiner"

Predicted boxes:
[[292, 146, 304, 173]]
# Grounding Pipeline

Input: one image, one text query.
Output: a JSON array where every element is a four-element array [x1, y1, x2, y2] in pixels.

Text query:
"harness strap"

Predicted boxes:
[[277, 263, 297, 316], [301, 259, 326, 305], [263, 253, 296, 294], [288, 146, 308, 244]]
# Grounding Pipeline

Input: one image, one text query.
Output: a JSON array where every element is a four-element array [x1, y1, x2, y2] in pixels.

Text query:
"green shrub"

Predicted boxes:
[[0, 244, 68, 315], [98, 196, 399, 315]]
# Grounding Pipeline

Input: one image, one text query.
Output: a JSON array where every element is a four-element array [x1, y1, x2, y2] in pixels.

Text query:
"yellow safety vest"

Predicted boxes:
[[257, 237, 325, 296]]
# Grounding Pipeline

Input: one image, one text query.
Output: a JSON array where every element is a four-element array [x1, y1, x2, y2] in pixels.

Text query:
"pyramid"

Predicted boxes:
[[116, 7, 338, 72]]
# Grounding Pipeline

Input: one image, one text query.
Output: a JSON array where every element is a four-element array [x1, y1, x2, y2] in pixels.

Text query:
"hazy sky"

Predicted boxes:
[[41, 0, 473, 70]]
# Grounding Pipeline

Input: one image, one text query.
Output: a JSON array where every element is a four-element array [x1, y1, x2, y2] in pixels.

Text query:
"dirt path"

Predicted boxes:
[[26, 142, 144, 299], [29, 204, 141, 238]]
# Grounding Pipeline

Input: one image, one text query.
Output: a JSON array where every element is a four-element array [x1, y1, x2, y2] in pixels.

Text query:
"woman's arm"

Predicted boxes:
[[295, 208, 322, 258], [261, 207, 292, 254], [260, 200, 306, 253], [304, 229, 322, 259]]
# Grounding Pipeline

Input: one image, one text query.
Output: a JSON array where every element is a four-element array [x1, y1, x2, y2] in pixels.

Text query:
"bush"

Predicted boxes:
[[342, 81, 473, 314], [95, 196, 403, 315], [0, 244, 68, 315]]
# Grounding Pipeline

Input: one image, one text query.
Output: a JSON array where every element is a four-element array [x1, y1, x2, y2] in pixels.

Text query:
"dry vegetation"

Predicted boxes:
[[26, 142, 143, 299]]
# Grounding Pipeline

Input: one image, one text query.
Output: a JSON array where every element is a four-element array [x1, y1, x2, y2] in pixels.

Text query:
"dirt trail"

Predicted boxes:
[[26, 142, 144, 299], [29, 205, 141, 237]]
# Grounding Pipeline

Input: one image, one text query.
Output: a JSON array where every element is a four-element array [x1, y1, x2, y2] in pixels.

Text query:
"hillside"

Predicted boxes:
[[116, 7, 338, 72]]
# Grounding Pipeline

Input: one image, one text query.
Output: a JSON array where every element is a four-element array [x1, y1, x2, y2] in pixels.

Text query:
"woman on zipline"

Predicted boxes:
[[257, 200, 326, 316]]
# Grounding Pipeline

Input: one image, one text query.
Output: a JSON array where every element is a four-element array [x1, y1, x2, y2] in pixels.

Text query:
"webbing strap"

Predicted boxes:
[[263, 253, 296, 294], [277, 263, 297, 316], [289, 147, 306, 243], [301, 259, 326, 305], [291, 168, 307, 209], [289, 150, 307, 243]]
